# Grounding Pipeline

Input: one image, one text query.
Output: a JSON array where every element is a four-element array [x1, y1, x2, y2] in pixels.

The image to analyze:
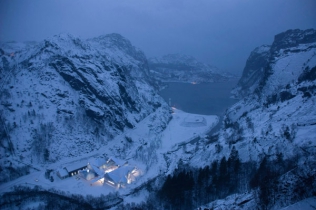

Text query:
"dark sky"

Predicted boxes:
[[1, 0, 316, 74]]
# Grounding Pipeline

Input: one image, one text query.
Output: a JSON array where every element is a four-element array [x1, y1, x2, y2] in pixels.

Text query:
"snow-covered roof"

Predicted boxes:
[[64, 160, 87, 172], [79, 169, 96, 181], [91, 164, 104, 176], [88, 157, 107, 168], [57, 168, 68, 177], [105, 166, 134, 184], [108, 157, 127, 166]]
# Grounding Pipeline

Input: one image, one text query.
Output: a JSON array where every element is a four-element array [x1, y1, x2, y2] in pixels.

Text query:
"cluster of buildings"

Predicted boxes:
[[56, 156, 141, 189]]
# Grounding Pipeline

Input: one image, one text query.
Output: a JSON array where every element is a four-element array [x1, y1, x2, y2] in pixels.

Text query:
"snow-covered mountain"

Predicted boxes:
[[148, 54, 234, 83], [210, 29, 316, 160], [185, 28, 316, 209], [232, 28, 316, 98], [0, 33, 170, 182]]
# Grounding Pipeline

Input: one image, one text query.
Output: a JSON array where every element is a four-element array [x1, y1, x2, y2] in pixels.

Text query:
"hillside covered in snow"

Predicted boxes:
[[175, 28, 316, 209], [0, 33, 171, 182], [148, 54, 234, 83]]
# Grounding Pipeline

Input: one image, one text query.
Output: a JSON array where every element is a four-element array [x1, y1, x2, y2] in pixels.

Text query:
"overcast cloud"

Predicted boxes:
[[1, 0, 316, 74]]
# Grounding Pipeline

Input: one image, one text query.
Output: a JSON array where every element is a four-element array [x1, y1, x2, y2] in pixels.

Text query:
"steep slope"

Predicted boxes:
[[148, 54, 234, 83], [0, 34, 170, 182], [233, 28, 316, 98], [232, 44, 270, 98], [154, 29, 316, 209]]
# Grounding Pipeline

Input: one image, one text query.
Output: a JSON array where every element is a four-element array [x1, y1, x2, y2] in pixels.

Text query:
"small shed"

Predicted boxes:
[[57, 168, 69, 179]]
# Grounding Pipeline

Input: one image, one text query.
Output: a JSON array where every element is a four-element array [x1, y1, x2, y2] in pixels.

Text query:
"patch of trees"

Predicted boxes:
[[280, 124, 297, 142], [32, 122, 55, 162], [265, 90, 295, 106], [298, 66, 316, 83], [223, 117, 243, 145], [249, 155, 316, 210], [159, 171, 195, 209], [0, 165, 30, 184], [157, 146, 246, 209], [298, 85, 316, 98], [0, 111, 15, 154], [125, 151, 313, 210], [279, 91, 295, 102], [0, 185, 123, 210]]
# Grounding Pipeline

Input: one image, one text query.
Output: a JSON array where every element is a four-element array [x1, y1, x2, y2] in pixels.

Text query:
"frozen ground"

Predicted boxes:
[[280, 197, 316, 210], [0, 108, 218, 198], [161, 108, 218, 151]]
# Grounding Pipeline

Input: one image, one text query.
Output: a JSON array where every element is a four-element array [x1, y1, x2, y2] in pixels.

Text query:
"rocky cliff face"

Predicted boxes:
[[232, 45, 270, 97], [148, 53, 234, 83], [0, 33, 169, 170], [233, 28, 316, 98]]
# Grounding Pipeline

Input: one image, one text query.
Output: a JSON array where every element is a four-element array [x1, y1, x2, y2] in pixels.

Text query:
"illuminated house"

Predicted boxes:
[[104, 165, 136, 188], [64, 160, 87, 177], [87, 157, 107, 171], [77, 157, 107, 181], [79, 169, 97, 181]]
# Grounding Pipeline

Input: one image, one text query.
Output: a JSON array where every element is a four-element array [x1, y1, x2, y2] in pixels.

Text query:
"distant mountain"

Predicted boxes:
[[0, 33, 170, 182], [148, 54, 235, 83]]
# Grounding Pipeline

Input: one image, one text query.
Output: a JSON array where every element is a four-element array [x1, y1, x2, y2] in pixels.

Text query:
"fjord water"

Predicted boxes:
[[159, 80, 239, 116]]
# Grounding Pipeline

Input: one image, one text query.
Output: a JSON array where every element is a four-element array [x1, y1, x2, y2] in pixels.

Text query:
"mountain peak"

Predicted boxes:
[[233, 28, 316, 98], [90, 33, 134, 50], [271, 28, 316, 54]]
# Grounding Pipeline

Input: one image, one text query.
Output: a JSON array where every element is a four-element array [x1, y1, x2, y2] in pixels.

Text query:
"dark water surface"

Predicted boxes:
[[159, 80, 239, 116]]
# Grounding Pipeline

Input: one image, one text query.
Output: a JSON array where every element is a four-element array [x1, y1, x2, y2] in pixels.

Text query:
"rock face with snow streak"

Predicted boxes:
[[148, 53, 234, 83], [233, 29, 316, 98], [232, 45, 270, 98], [0, 33, 169, 169]]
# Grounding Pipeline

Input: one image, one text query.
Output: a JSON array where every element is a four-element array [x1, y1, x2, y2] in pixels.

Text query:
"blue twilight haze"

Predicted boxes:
[[0, 0, 315, 74]]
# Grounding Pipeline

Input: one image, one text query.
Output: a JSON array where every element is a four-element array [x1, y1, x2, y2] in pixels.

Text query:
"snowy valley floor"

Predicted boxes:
[[0, 108, 218, 200]]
